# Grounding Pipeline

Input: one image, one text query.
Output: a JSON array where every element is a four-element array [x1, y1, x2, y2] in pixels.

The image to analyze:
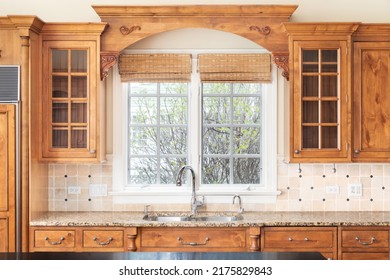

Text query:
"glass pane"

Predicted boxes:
[[128, 157, 157, 184], [71, 50, 87, 72], [160, 127, 187, 155], [233, 83, 260, 95], [203, 97, 230, 124], [302, 50, 318, 62], [321, 64, 338, 73], [322, 126, 338, 148], [302, 76, 319, 97], [71, 128, 87, 148], [302, 126, 319, 149], [203, 127, 230, 155], [303, 64, 319, 73], [233, 158, 260, 184], [160, 83, 187, 95], [52, 76, 68, 98], [52, 50, 68, 72], [233, 97, 261, 124], [302, 101, 319, 123], [160, 97, 187, 125], [52, 103, 68, 123], [321, 50, 337, 62], [130, 83, 157, 95], [202, 157, 230, 184], [321, 76, 338, 97], [52, 128, 68, 148], [129, 97, 157, 124], [321, 101, 338, 123], [203, 83, 231, 95], [71, 76, 87, 98], [129, 127, 157, 155], [71, 103, 87, 123], [160, 157, 187, 184], [234, 127, 260, 154]]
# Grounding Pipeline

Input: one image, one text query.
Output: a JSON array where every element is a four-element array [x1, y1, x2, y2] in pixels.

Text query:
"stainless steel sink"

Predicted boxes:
[[143, 214, 243, 222]]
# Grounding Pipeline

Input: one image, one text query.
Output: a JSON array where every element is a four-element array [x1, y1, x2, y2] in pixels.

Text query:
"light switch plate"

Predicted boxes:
[[348, 183, 363, 197], [88, 184, 108, 197]]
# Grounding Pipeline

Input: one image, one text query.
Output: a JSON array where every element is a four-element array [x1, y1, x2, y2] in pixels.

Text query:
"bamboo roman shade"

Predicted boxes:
[[198, 53, 271, 82], [119, 53, 192, 82]]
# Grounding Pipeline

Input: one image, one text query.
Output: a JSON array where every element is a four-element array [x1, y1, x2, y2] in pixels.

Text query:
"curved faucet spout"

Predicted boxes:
[[176, 165, 203, 215]]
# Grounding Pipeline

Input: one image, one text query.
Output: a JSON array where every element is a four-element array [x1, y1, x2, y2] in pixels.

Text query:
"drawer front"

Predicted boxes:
[[141, 228, 246, 249], [34, 230, 75, 249], [341, 230, 389, 248], [342, 252, 389, 260], [263, 229, 334, 249], [83, 230, 124, 249]]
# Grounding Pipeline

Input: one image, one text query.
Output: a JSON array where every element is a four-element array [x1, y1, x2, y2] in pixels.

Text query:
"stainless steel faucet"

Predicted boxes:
[[233, 194, 244, 213], [176, 165, 204, 216]]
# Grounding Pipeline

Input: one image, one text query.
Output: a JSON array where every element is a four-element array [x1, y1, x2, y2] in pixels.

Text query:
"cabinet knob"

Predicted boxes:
[[90, 149, 96, 154], [288, 237, 293, 241], [354, 149, 360, 154], [294, 149, 300, 154]]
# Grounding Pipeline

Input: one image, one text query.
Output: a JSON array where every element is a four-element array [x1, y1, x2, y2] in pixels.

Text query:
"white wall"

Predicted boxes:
[[1, 0, 390, 23]]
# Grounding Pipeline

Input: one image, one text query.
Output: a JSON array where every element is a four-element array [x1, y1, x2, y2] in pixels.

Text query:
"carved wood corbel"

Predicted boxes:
[[272, 53, 289, 81], [248, 227, 261, 251], [100, 51, 119, 81], [0, 49, 2, 58]]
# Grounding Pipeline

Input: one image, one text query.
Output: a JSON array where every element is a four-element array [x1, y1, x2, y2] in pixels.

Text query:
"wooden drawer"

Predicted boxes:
[[342, 252, 389, 260], [82, 230, 124, 250], [262, 227, 335, 250], [33, 230, 75, 250], [341, 230, 389, 249], [140, 227, 246, 252]]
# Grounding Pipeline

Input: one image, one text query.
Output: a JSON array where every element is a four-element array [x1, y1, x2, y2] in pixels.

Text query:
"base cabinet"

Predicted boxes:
[[261, 226, 337, 260], [338, 227, 390, 260]]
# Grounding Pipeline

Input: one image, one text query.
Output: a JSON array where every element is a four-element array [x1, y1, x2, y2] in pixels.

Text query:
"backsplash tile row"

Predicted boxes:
[[48, 156, 390, 212]]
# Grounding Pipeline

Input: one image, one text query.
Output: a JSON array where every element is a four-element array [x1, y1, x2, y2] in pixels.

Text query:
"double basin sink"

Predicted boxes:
[[143, 213, 244, 222]]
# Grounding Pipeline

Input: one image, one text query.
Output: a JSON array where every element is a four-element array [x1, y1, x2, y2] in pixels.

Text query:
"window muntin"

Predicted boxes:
[[201, 83, 262, 185]]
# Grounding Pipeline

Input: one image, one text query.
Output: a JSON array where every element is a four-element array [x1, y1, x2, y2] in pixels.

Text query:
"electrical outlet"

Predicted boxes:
[[68, 186, 81, 195], [88, 184, 108, 197], [348, 183, 363, 197], [325, 185, 339, 194]]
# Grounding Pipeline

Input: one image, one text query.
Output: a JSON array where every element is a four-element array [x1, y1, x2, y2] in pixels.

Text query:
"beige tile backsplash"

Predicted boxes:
[[48, 157, 390, 212]]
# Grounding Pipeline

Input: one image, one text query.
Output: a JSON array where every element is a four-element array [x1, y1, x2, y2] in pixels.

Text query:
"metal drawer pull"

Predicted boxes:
[[288, 237, 310, 241], [355, 236, 376, 245], [288, 237, 293, 241], [177, 237, 210, 246], [93, 236, 114, 245], [45, 236, 65, 245]]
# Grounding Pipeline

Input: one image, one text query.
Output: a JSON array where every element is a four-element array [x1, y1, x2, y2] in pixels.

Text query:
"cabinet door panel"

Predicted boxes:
[[353, 42, 390, 161]]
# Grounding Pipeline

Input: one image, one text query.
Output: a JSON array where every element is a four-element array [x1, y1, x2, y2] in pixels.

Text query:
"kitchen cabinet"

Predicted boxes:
[[352, 25, 390, 162], [261, 226, 337, 260], [338, 226, 390, 260], [0, 104, 16, 252], [39, 24, 106, 162], [284, 23, 358, 162]]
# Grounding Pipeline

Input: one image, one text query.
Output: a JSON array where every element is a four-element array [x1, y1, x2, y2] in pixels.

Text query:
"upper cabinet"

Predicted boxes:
[[39, 24, 106, 162], [284, 23, 359, 162], [352, 25, 390, 162]]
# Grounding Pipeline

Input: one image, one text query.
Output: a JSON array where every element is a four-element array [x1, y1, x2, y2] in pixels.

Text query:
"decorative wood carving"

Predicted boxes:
[[272, 53, 289, 81], [127, 227, 138, 251], [249, 25, 271, 36], [100, 51, 119, 81], [0, 50, 2, 58], [249, 227, 260, 251], [120, 25, 141, 35]]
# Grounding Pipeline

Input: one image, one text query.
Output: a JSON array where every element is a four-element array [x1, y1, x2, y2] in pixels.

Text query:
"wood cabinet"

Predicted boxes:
[[261, 226, 337, 260], [0, 104, 16, 252], [352, 25, 390, 162], [284, 23, 358, 162], [138, 227, 253, 252], [39, 24, 106, 162], [338, 226, 390, 260]]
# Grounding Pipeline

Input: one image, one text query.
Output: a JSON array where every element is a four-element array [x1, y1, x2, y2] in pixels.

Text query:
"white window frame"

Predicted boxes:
[[111, 49, 279, 204]]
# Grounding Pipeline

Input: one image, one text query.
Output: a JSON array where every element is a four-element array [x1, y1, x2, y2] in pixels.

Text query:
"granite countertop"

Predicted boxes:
[[30, 211, 390, 227]]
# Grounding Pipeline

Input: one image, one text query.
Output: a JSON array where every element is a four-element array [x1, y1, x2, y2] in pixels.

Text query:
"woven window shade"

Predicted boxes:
[[198, 53, 271, 82], [119, 54, 192, 82]]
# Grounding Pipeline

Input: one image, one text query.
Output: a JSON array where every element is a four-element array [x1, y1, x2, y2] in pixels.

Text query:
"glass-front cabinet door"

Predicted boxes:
[[41, 40, 98, 161], [292, 41, 349, 161]]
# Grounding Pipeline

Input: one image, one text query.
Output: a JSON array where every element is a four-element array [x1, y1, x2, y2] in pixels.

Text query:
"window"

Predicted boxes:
[[112, 51, 278, 203]]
